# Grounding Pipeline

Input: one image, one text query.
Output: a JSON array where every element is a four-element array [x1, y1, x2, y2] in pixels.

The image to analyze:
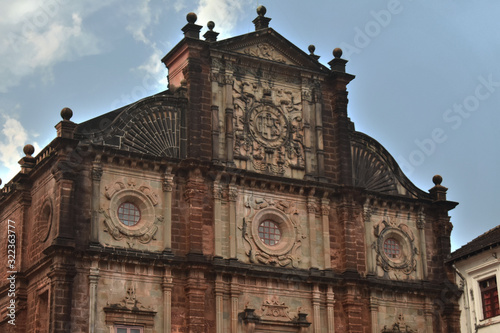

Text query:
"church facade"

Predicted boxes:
[[0, 7, 460, 333]]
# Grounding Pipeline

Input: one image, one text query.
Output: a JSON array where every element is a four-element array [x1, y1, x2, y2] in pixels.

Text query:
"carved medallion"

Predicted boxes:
[[373, 218, 418, 275], [248, 104, 288, 148], [232, 79, 305, 176], [101, 180, 161, 244], [241, 197, 305, 267]]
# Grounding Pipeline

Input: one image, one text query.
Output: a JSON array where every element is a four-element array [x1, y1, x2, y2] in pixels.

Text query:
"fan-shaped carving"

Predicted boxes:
[[352, 144, 397, 194], [121, 108, 180, 157]]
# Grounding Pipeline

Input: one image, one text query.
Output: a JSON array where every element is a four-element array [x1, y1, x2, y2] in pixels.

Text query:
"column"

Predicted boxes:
[[327, 286, 335, 333], [417, 208, 428, 279], [214, 180, 223, 257], [215, 273, 224, 333], [314, 91, 325, 178], [228, 183, 238, 258], [312, 284, 321, 333], [369, 297, 378, 333], [162, 268, 173, 333], [212, 105, 221, 161], [231, 276, 240, 333], [89, 259, 99, 333], [307, 194, 318, 268], [162, 172, 174, 251], [302, 87, 313, 178], [321, 196, 331, 269], [90, 160, 102, 243]]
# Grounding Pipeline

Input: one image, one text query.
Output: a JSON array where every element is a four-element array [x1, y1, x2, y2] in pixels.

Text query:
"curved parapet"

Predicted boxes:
[[351, 131, 430, 199], [76, 94, 187, 159]]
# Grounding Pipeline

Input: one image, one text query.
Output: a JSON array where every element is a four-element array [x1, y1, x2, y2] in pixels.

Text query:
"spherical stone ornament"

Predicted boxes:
[[433, 175, 443, 185], [186, 12, 197, 24], [207, 21, 215, 31], [0, 178, 2, 186], [333, 47, 343, 59], [308, 45, 316, 54], [257, 5, 267, 16], [61, 107, 73, 121], [24, 144, 35, 157]]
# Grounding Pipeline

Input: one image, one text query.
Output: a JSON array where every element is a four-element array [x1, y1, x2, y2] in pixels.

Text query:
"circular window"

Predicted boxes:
[[383, 238, 401, 259], [258, 220, 281, 246], [117, 202, 141, 226]]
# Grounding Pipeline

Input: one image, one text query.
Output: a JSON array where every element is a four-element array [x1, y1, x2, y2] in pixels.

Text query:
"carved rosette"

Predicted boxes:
[[242, 197, 305, 267], [233, 79, 305, 176], [100, 180, 161, 244], [373, 218, 418, 275]]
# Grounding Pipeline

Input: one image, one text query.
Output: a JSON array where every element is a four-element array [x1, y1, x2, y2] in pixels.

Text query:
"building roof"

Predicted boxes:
[[449, 224, 500, 263]]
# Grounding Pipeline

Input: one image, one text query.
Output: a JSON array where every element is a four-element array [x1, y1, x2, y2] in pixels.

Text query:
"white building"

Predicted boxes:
[[449, 225, 500, 333]]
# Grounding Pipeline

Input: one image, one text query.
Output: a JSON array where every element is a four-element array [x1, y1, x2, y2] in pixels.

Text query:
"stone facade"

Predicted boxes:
[[0, 7, 460, 333]]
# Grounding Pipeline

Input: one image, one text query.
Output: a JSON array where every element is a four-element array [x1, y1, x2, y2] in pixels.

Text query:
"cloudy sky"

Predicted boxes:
[[1, 0, 499, 251]]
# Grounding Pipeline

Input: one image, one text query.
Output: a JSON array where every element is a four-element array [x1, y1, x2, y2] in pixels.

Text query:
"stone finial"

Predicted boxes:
[[186, 12, 197, 23], [308, 45, 320, 61], [203, 21, 219, 42], [182, 12, 202, 39], [432, 175, 443, 185], [24, 144, 35, 157], [19, 144, 36, 173], [333, 47, 343, 59], [0, 178, 2, 186], [257, 5, 267, 16], [328, 47, 348, 73], [253, 5, 271, 30], [429, 174, 448, 201], [56, 107, 77, 138], [61, 107, 73, 121]]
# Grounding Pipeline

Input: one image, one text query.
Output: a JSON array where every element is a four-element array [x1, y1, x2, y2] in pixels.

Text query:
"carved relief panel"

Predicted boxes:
[[232, 78, 305, 177], [99, 177, 163, 250], [241, 196, 306, 268], [373, 217, 418, 278]]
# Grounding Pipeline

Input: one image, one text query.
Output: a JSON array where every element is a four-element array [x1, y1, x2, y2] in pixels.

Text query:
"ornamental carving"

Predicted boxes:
[[241, 197, 305, 267], [261, 296, 292, 321], [101, 180, 161, 244], [106, 284, 154, 312], [373, 218, 418, 275], [381, 314, 415, 333], [243, 43, 287, 64], [233, 79, 305, 176]]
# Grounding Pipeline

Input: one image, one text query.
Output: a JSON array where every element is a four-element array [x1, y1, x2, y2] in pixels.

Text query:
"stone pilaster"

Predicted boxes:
[[90, 160, 102, 244], [321, 197, 331, 269], [88, 259, 99, 333], [162, 172, 174, 251], [162, 268, 173, 333]]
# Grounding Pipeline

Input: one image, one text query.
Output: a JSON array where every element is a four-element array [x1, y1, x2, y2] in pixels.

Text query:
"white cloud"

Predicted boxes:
[[196, 0, 252, 39], [0, 114, 40, 183], [0, 1, 116, 93]]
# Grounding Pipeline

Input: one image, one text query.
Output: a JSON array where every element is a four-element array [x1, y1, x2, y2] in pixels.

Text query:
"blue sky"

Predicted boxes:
[[1, 0, 499, 251]]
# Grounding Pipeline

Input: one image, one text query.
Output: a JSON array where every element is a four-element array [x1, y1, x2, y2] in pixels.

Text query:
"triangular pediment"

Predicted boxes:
[[214, 29, 328, 71]]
